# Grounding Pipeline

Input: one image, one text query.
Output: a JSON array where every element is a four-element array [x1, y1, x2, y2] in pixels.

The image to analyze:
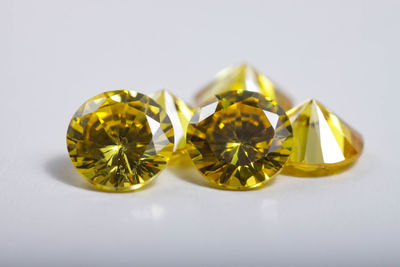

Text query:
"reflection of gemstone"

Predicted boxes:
[[194, 64, 292, 110], [282, 99, 364, 176], [186, 90, 293, 190], [66, 90, 174, 192], [150, 89, 194, 152]]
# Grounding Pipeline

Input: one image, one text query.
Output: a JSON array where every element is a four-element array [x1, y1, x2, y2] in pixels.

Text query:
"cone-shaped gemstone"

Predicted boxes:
[[150, 89, 194, 152], [194, 64, 292, 110], [187, 90, 293, 190], [66, 90, 174, 192], [282, 99, 364, 176]]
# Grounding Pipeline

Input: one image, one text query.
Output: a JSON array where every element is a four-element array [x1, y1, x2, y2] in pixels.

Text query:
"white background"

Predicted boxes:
[[1, 0, 399, 266]]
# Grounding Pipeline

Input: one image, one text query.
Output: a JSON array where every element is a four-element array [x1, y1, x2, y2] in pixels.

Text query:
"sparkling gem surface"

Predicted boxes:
[[195, 64, 293, 110], [66, 90, 174, 192], [186, 90, 293, 190], [150, 89, 194, 152], [282, 99, 364, 176]]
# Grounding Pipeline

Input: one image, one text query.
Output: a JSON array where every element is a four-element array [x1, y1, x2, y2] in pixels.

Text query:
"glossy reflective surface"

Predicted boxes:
[[195, 64, 293, 110], [283, 99, 363, 176], [186, 90, 293, 189], [67, 90, 174, 191]]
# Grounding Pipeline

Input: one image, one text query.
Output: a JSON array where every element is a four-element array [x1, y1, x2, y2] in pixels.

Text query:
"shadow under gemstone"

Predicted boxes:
[[44, 154, 95, 191]]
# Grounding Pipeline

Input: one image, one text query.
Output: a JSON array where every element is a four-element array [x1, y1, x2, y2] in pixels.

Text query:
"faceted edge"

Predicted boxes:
[[150, 89, 195, 153]]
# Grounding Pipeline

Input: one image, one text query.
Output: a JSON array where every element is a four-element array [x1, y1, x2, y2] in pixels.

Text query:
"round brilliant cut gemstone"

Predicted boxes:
[[186, 90, 293, 190], [66, 90, 174, 192], [282, 99, 364, 176]]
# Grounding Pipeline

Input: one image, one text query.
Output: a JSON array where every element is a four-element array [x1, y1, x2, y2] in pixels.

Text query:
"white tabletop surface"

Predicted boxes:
[[1, 0, 399, 266]]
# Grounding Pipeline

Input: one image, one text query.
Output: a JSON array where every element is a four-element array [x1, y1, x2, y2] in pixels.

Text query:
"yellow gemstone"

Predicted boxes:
[[186, 90, 293, 190], [194, 64, 293, 110], [282, 99, 364, 176], [150, 89, 194, 152], [66, 90, 174, 192]]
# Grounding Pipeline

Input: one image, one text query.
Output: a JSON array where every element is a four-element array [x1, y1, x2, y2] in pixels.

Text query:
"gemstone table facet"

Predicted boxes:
[[66, 90, 174, 192], [186, 90, 293, 190]]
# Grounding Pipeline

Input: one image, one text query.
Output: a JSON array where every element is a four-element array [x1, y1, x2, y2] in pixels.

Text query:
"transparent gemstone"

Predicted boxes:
[[194, 64, 293, 110], [186, 90, 293, 190], [66, 90, 174, 192], [282, 99, 364, 176], [150, 89, 194, 152]]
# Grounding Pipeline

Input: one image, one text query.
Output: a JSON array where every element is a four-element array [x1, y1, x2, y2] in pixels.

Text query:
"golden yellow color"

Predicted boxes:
[[66, 90, 174, 192], [186, 90, 293, 190], [282, 99, 364, 176], [195, 64, 293, 110], [150, 89, 194, 152]]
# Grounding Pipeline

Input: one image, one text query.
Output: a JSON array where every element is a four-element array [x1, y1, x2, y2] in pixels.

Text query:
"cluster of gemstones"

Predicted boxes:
[[66, 64, 363, 191]]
